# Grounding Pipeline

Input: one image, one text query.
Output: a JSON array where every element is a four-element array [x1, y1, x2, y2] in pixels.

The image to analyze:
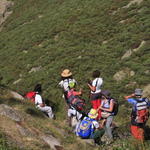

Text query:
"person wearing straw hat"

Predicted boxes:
[[58, 69, 77, 102], [76, 108, 104, 145]]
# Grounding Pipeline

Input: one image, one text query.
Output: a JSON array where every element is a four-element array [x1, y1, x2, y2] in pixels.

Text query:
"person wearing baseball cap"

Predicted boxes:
[[124, 88, 150, 140]]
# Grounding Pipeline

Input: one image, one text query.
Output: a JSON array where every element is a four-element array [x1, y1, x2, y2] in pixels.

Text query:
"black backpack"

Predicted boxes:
[[109, 98, 119, 116]]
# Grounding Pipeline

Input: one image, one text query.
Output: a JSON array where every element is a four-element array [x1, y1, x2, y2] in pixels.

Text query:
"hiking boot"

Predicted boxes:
[[101, 135, 108, 142], [105, 138, 114, 145]]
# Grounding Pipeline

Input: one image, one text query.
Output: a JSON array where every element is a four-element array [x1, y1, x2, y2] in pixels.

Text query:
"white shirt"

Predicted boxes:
[[59, 78, 77, 92], [35, 94, 43, 107], [91, 77, 103, 94]]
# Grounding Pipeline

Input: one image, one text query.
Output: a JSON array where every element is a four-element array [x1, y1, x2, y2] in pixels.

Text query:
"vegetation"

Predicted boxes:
[[0, 0, 150, 149]]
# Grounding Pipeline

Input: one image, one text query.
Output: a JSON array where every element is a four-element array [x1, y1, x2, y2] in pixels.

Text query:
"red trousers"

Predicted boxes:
[[91, 99, 101, 120], [131, 125, 144, 140]]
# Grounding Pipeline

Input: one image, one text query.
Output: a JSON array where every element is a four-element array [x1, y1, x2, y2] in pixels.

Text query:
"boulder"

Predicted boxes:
[[41, 135, 63, 150], [113, 68, 135, 81], [0, 104, 22, 122], [0, 0, 14, 27]]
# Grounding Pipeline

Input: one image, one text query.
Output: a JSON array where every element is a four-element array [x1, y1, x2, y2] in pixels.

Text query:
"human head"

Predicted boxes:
[[92, 70, 101, 78], [34, 84, 42, 93], [61, 69, 72, 78], [68, 82, 76, 89], [134, 88, 143, 97], [88, 109, 98, 119], [101, 90, 111, 99]]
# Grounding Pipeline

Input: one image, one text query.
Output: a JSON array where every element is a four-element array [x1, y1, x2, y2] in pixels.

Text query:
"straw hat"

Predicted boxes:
[[61, 69, 72, 77], [88, 109, 98, 119]]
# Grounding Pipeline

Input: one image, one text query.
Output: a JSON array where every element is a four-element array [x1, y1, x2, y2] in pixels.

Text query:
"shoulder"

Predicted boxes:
[[127, 98, 137, 105], [35, 94, 42, 99]]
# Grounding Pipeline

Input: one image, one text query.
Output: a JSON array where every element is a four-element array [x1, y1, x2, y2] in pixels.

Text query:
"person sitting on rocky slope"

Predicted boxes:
[[76, 109, 105, 145], [33, 84, 54, 119]]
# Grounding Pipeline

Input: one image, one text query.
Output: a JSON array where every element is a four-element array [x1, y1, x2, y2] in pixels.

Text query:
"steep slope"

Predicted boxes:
[[0, 0, 150, 149]]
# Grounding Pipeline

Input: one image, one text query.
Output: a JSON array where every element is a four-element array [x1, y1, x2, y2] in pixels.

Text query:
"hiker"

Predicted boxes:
[[58, 69, 77, 102], [67, 82, 85, 112], [124, 89, 150, 141], [88, 70, 103, 120], [68, 106, 86, 133], [34, 84, 54, 119], [76, 108, 105, 145], [98, 90, 115, 143]]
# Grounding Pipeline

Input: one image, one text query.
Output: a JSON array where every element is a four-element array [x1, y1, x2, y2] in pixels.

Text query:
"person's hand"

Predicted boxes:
[[131, 93, 135, 97]]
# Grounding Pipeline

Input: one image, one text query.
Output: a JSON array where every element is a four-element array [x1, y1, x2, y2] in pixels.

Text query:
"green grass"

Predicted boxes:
[[0, 0, 150, 149]]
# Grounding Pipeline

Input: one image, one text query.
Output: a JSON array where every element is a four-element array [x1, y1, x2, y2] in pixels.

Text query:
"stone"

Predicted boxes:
[[123, 0, 143, 9], [0, 0, 14, 27], [13, 79, 22, 85], [132, 41, 146, 52], [41, 135, 63, 150], [0, 104, 22, 122], [143, 84, 150, 98], [121, 49, 132, 60], [77, 55, 82, 59], [10, 90, 25, 100], [16, 124, 35, 137], [29, 66, 42, 73], [113, 68, 135, 81]]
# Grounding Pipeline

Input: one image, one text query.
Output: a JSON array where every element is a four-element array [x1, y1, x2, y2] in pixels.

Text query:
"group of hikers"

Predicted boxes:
[[25, 69, 150, 145]]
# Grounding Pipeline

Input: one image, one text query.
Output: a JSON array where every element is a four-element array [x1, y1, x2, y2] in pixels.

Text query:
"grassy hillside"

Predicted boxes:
[[0, 0, 150, 149]]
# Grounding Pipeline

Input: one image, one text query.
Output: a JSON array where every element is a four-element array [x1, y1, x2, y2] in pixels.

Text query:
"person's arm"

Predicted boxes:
[[87, 83, 96, 92], [124, 93, 135, 100], [99, 99, 114, 112], [73, 88, 82, 96]]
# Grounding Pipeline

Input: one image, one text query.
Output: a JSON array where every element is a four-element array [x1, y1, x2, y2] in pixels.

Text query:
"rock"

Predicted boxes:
[[123, 0, 143, 9], [54, 34, 59, 41], [13, 79, 22, 85], [41, 135, 63, 150], [23, 50, 28, 54], [10, 90, 25, 100], [77, 55, 82, 59], [29, 66, 42, 73], [0, 104, 22, 122], [102, 40, 108, 44], [113, 68, 135, 81], [16, 124, 35, 137], [121, 49, 132, 60], [143, 84, 150, 98], [125, 82, 137, 88], [144, 70, 150, 75], [132, 41, 146, 52], [0, 0, 14, 27], [38, 15, 43, 18]]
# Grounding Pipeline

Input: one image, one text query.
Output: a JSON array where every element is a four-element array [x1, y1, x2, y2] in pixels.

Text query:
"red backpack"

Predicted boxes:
[[24, 91, 36, 103], [134, 99, 149, 124], [67, 90, 85, 111]]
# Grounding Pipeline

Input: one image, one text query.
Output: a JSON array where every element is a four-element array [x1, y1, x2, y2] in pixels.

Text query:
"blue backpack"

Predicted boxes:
[[77, 117, 94, 138]]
